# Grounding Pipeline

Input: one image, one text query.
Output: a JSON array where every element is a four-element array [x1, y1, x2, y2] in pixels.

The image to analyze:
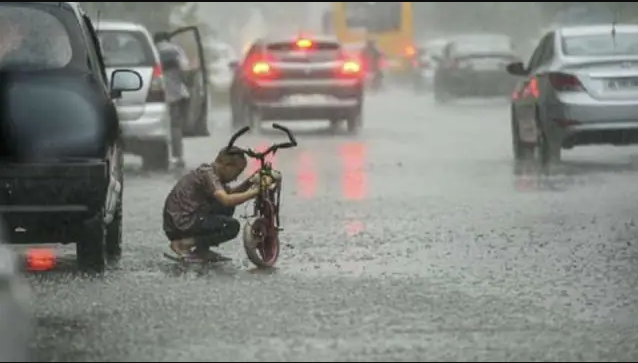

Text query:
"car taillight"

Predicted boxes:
[[296, 39, 313, 49], [549, 72, 583, 92], [342, 60, 361, 75], [146, 64, 165, 103], [252, 61, 271, 76]]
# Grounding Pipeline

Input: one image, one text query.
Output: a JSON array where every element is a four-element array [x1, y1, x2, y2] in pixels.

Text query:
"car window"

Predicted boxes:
[[562, 32, 638, 57], [452, 37, 513, 56], [266, 41, 342, 62], [0, 4, 73, 70], [527, 34, 551, 71], [98, 30, 155, 67]]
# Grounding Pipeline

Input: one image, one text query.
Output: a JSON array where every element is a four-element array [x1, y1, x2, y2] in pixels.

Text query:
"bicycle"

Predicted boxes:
[[226, 123, 298, 268]]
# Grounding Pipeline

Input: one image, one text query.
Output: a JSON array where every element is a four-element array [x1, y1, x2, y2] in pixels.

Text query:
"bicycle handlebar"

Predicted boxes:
[[226, 123, 298, 160]]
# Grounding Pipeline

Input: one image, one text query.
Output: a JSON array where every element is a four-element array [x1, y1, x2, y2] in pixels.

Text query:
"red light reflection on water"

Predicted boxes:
[[296, 151, 317, 199], [340, 143, 367, 201]]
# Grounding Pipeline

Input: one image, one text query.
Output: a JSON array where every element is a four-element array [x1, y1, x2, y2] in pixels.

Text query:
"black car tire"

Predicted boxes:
[[76, 218, 106, 273], [346, 107, 363, 134], [141, 141, 170, 171], [511, 116, 534, 161], [246, 104, 262, 134], [105, 195, 122, 263]]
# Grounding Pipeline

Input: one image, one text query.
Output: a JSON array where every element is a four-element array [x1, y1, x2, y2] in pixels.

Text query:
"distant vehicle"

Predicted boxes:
[[0, 2, 143, 272], [97, 21, 171, 170], [432, 33, 520, 103], [230, 36, 364, 133], [203, 40, 238, 101], [508, 24, 638, 164], [413, 38, 449, 92], [0, 220, 32, 362], [97, 22, 209, 169], [323, 2, 415, 75]]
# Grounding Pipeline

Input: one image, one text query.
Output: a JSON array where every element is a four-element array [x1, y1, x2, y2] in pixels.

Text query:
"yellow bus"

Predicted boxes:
[[322, 2, 415, 74]]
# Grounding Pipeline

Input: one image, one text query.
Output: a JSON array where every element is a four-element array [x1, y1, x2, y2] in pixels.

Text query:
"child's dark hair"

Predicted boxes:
[[216, 146, 247, 168]]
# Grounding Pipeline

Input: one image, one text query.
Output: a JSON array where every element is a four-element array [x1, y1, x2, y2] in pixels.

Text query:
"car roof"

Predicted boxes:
[[557, 24, 638, 37], [96, 20, 150, 33]]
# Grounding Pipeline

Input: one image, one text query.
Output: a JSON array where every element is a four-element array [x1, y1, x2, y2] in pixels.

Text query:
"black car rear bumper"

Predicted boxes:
[[245, 79, 363, 121], [0, 161, 108, 244], [438, 71, 516, 96]]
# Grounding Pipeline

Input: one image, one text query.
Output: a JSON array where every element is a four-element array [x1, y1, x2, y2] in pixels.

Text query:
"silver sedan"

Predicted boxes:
[[508, 24, 638, 164]]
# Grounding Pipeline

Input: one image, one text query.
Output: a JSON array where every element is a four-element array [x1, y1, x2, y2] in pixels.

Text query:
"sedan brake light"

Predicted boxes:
[[342, 60, 361, 75], [548, 72, 583, 92], [252, 61, 271, 75]]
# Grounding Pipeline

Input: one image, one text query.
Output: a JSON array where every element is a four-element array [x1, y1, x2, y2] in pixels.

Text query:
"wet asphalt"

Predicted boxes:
[[29, 89, 638, 361]]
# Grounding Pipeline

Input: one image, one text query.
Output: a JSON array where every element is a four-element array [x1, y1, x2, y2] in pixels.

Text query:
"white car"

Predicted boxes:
[[97, 21, 171, 170], [204, 41, 238, 97]]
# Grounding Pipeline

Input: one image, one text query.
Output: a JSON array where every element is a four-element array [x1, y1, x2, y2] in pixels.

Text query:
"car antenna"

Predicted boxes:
[[95, 6, 102, 33], [611, 8, 618, 48]]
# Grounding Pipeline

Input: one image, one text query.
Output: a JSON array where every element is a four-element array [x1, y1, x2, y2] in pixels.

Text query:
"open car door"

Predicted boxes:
[[168, 26, 209, 138]]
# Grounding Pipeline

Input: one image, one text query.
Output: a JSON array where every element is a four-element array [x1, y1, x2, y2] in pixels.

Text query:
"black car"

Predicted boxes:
[[230, 36, 364, 134], [432, 34, 520, 103], [0, 2, 143, 272]]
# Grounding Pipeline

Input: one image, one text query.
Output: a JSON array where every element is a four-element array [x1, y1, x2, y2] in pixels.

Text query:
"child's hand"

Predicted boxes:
[[248, 173, 260, 184], [260, 175, 275, 188]]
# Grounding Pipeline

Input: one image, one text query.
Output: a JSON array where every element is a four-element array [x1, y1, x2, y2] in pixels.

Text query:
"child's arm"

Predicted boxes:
[[203, 170, 259, 207], [229, 172, 259, 194], [214, 188, 258, 207]]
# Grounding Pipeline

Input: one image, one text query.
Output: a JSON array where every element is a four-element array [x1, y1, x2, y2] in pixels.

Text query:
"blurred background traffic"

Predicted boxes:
[[79, 2, 637, 104]]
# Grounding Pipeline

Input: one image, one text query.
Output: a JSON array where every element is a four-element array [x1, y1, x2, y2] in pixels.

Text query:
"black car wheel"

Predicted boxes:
[[105, 196, 122, 263], [76, 218, 106, 273]]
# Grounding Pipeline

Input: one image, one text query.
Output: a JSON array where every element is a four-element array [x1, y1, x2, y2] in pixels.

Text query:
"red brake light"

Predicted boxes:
[[252, 61, 271, 75], [152, 64, 163, 78], [26, 249, 56, 271], [342, 60, 361, 74], [146, 64, 166, 103], [549, 72, 583, 92], [296, 39, 313, 49]]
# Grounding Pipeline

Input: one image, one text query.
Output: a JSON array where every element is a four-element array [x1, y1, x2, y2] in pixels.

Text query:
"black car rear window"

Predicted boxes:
[[0, 4, 73, 71], [267, 42, 340, 52], [98, 30, 155, 67], [266, 41, 342, 62]]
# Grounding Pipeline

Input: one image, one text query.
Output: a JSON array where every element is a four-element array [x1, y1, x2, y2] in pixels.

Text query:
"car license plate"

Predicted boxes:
[[472, 60, 499, 71], [286, 94, 329, 105], [607, 78, 638, 89]]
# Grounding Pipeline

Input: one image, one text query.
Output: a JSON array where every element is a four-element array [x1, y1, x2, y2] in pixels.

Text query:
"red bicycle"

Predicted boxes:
[[226, 123, 297, 268]]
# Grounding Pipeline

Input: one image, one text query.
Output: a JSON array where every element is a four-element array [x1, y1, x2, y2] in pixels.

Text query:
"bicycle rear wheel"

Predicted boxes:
[[242, 200, 280, 268]]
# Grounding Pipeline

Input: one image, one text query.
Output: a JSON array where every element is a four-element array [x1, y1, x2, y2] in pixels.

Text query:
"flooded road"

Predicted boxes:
[[31, 90, 638, 361]]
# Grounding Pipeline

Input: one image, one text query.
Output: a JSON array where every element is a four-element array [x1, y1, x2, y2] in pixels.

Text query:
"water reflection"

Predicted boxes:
[[340, 142, 367, 201], [296, 151, 317, 199]]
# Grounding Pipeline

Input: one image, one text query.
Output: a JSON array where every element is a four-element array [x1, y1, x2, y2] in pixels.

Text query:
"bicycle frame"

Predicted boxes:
[[250, 157, 283, 229], [226, 123, 298, 228]]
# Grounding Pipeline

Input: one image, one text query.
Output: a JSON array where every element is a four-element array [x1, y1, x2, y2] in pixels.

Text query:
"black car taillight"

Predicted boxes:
[[146, 64, 166, 103]]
